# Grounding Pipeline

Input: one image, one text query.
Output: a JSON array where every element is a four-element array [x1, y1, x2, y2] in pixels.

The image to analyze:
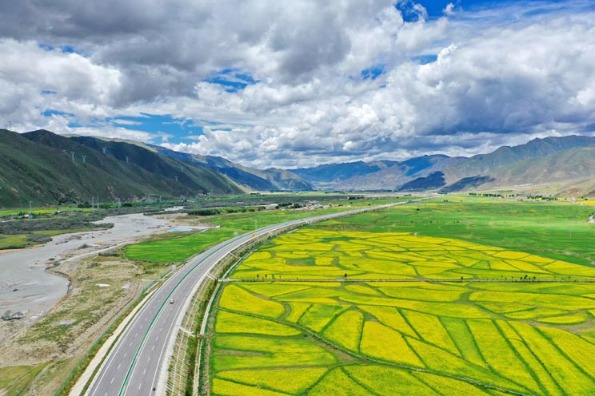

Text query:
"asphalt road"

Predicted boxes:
[[85, 203, 399, 396]]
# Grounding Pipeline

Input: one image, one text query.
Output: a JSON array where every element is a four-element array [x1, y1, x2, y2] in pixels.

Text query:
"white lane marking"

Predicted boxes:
[[117, 363, 121, 369], [87, 302, 153, 395], [110, 377, 114, 384], [138, 382, 142, 390], [143, 369, 147, 375]]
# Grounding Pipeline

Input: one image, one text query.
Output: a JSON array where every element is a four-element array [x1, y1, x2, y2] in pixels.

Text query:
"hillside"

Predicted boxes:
[[68, 135, 241, 194], [293, 155, 456, 191], [1, 129, 593, 207], [153, 146, 313, 191], [470, 146, 595, 195], [0, 129, 241, 207], [294, 135, 595, 195]]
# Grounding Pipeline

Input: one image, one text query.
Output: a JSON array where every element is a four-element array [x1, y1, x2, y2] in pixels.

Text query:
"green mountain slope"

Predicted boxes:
[[153, 146, 313, 191], [68, 134, 241, 195], [0, 129, 241, 207]]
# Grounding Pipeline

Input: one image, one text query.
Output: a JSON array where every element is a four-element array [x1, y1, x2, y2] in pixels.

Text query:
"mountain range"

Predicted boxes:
[[0, 129, 593, 207], [293, 135, 595, 196], [0, 129, 312, 207]]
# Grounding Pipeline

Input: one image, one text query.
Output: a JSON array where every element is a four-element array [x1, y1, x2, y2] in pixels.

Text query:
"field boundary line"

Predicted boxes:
[[195, 199, 425, 393], [222, 278, 595, 283]]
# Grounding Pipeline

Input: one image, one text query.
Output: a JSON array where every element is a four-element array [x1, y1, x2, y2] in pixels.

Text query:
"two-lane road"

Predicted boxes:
[[85, 202, 403, 395]]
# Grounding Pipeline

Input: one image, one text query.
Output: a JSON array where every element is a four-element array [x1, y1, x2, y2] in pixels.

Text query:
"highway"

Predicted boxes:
[[84, 202, 401, 396]]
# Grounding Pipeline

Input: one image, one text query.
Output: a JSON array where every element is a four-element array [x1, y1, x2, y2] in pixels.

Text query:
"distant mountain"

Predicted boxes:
[[469, 146, 595, 195], [293, 161, 393, 184], [153, 147, 313, 191], [441, 136, 595, 193], [293, 136, 595, 196], [442, 136, 595, 181], [397, 172, 446, 192], [440, 176, 496, 193], [294, 155, 454, 191], [0, 129, 241, 207]]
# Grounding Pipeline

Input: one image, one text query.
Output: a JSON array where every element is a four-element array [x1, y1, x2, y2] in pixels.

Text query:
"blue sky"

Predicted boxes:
[[1, 0, 594, 167]]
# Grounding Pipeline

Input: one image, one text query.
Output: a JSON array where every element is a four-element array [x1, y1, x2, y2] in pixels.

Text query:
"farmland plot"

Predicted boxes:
[[209, 226, 595, 395]]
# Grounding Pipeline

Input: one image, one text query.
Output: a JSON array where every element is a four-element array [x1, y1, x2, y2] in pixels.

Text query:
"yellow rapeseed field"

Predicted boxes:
[[403, 310, 460, 356], [413, 372, 492, 396], [210, 228, 595, 395], [512, 322, 595, 395], [537, 312, 588, 324], [215, 310, 300, 336], [360, 321, 424, 367], [213, 335, 337, 371], [212, 378, 288, 396], [322, 309, 363, 351], [345, 366, 442, 396], [218, 284, 285, 319], [298, 304, 347, 332], [308, 368, 370, 396], [216, 368, 328, 394]]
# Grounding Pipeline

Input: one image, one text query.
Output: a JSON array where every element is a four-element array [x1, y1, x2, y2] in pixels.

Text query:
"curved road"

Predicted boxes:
[[85, 202, 403, 396]]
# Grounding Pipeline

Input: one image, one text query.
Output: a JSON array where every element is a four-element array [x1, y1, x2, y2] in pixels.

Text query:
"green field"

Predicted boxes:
[[0, 364, 48, 396], [125, 197, 401, 263], [313, 198, 595, 267], [208, 199, 595, 395], [0, 207, 85, 217], [0, 207, 102, 250]]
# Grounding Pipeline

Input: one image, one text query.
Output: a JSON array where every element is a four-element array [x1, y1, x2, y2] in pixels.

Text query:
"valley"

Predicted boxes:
[[2, 2, 594, 395], [0, 195, 593, 395]]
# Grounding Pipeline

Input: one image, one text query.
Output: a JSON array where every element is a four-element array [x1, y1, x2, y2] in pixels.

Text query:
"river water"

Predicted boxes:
[[0, 213, 170, 321]]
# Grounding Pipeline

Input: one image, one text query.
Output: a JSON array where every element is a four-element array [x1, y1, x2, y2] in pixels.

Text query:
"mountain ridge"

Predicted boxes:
[[1, 130, 593, 207], [293, 135, 595, 195], [0, 129, 243, 207]]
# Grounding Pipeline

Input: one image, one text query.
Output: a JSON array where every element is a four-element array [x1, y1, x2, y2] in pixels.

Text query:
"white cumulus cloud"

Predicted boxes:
[[0, 1, 593, 168]]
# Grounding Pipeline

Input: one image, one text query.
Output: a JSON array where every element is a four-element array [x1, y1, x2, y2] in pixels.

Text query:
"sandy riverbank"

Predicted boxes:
[[0, 213, 171, 332]]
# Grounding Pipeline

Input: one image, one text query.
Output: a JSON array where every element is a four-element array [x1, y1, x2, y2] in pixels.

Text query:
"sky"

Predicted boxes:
[[1, 0, 594, 169]]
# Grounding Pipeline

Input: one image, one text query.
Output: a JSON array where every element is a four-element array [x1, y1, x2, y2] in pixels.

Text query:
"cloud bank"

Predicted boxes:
[[1, 0, 594, 167]]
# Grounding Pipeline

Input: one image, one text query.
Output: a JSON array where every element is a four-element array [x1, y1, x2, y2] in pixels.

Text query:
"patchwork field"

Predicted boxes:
[[125, 197, 401, 263], [230, 230, 592, 281], [208, 205, 595, 396]]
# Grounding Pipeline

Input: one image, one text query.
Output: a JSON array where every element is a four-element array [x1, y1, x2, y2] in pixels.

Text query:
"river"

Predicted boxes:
[[0, 213, 170, 321]]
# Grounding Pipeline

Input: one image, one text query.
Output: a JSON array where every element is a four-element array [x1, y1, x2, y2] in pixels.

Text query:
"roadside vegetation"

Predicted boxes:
[[0, 364, 48, 396], [208, 198, 595, 395]]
